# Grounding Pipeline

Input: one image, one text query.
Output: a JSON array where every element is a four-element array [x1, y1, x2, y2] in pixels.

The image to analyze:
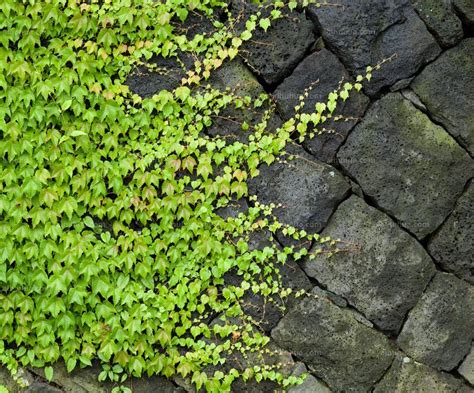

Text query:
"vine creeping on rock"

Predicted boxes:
[[0, 1, 370, 391]]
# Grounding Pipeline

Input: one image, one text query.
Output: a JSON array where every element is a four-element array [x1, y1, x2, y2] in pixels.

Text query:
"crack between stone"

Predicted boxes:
[[290, 353, 334, 390], [370, 355, 397, 392], [306, 276, 402, 340], [235, 15, 471, 391], [452, 3, 474, 37], [333, 98, 469, 252], [395, 268, 438, 343], [331, 134, 467, 296], [402, 89, 474, 159], [422, 178, 473, 248], [410, 3, 463, 49], [453, 344, 474, 380], [239, 11, 319, 94], [27, 367, 66, 392]]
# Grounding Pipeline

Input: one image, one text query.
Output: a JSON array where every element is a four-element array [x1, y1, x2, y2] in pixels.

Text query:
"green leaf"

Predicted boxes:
[[45, 366, 54, 382], [83, 216, 95, 228], [66, 358, 77, 373], [315, 102, 326, 113], [241, 30, 252, 41], [259, 18, 271, 32], [71, 130, 87, 137]]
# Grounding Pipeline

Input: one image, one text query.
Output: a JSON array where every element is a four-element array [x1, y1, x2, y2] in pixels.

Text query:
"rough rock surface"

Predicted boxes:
[[0, 367, 35, 393], [374, 355, 472, 392], [288, 363, 331, 393], [308, 0, 441, 95], [273, 49, 369, 163], [272, 289, 395, 392], [428, 182, 473, 283], [207, 59, 282, 142], [125, 54, 194, 98], [26, 381, 62, 392], [304, 195, 435, 333], [410, 0, 464, 47], [458, 345, 474, 385], [338, 93, 473, 239], [232, 0, 316, 85], [30, 363, 182, 393], [454, 0, 474, 27], [411, 38, 474, 155], [397, 273, 474, 371], [248, 143, 350, 235]]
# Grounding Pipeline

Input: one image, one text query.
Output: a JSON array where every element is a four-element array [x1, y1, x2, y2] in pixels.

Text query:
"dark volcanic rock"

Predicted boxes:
[[338, 93, 473, 239], [397, 273, 474, 371], [454, 0, 474, 27], [273, 49, 369, 164], [288, 363, 331, 393], [231, 0, 316, 85], [242, 258, 312, 332], [411, 38, 474, 155], [304, 195, 435, 333], [272, 290, 395, 392], [207, 59, 282, 142], [428, 183, 474, 284], [0, 367, 35, 393], [410, 0, 464, 47], [374, 355, 472, 392], [31, 363, 181, 393], [308, 0, 441, 95], [26, 382, 62, 393], [125, 54, 194, 98], [209, 58, 266, 98], [219, 201, 313, 333], [248, 143, 350, 235], [125, 11, 224, 98]]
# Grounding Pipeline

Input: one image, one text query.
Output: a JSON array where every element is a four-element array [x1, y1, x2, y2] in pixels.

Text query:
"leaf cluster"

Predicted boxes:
[[0, 1, 363, 391]]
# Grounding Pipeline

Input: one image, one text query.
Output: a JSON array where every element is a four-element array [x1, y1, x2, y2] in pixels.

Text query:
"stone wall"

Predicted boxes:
[[3, 0, 473, 392]]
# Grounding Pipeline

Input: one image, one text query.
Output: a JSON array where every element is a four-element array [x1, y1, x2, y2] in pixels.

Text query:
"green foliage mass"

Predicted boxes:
[[0, 0, 365, 391]]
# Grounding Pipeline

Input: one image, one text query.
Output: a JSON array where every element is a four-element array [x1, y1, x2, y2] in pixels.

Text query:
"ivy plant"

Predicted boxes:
[[0, 0, 368, 391]]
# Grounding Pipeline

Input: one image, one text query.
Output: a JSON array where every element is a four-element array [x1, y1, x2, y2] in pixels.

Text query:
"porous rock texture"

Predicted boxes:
[[338, 93, 472, 239], [374, 355, 472, 392], [126, 53, 194, 98], [307, 0, 441, 95], [274, 49, 369, 163], [459, 345, 474, 385], [207, 59, 282, 142], [225, 229, 313, 333], [272, 288, 395, 392], [411, 38, 474, 155], [303, 195, 435, 333], [410, 0, 464, 48], [231, 0, 316, 86], [454, 0, 474, 27], [288, 363, 331, 393], [397, 273, 474, 371], [248, 143, 350, 237], [8, 1, 474, 392], [428, 182, 474, 283]]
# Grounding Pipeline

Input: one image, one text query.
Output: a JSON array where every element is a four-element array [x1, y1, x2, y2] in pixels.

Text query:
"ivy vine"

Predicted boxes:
[[0, 0, 369, 391]]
